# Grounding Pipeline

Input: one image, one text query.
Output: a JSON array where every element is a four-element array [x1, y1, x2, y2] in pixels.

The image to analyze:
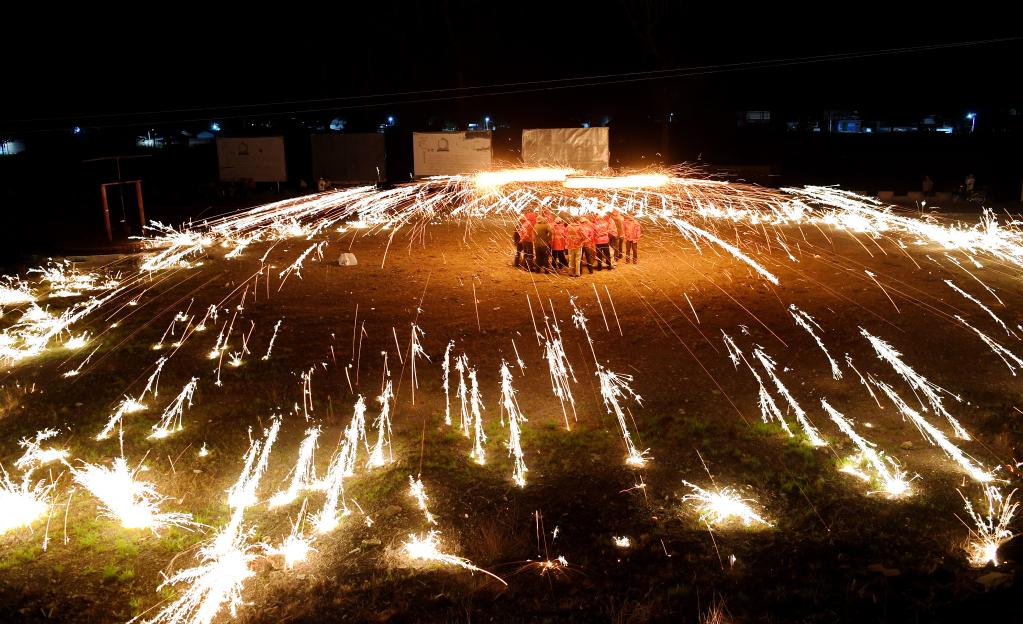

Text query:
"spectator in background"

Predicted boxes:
[[965, 173, 976, 192], [922, 175, 934, 198]]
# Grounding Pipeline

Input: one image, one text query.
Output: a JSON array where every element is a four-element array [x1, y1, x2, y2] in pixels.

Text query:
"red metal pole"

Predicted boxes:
[[100, 184, 112, 242], [135, 180, 146, 232]]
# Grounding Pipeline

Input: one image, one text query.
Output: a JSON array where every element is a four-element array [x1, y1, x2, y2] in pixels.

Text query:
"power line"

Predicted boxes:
[[6, 36, 1019, 134]]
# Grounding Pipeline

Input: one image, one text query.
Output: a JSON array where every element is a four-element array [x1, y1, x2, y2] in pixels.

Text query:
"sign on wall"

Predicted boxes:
[[216, 137, 287, 182], [412, 131, 492, 176]]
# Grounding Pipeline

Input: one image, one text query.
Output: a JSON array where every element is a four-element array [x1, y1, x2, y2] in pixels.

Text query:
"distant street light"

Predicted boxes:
[[210, 122, 221, 132], [966, 112, 976, 133]]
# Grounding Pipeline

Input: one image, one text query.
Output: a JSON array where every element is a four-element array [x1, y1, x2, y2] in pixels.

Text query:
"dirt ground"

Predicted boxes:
[[1, 215, 1021, 623]]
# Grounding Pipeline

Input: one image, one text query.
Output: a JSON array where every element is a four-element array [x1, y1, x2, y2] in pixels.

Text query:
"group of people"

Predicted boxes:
[[513, 209, 641, 276]]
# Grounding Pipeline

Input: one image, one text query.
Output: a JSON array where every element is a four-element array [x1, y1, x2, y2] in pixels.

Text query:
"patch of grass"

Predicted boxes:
[[0, 543, 42, 571], [73, 518, 104, 550], [114, 537, 139, 559], [101, 564, 120, 582]]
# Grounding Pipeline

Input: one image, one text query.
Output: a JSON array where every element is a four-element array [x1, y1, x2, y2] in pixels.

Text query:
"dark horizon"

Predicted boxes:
[[4, 4, 1021, 133]]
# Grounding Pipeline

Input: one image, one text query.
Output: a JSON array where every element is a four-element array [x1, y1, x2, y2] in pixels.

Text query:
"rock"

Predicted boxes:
[[976, 571, 1012, 589], [378, 505, 402, 520], [361, 538, 382, 547], [900, 441, 914, 450]]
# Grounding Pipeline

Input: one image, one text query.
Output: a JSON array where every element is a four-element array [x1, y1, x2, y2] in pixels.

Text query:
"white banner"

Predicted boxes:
[[412, 131, 492, 176], [216, 137, 287, 182], [521, 127, 609, 172]]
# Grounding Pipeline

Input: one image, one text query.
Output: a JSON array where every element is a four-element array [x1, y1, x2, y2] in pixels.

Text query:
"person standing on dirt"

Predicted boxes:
[[592, 212, 612, 270], [565, 219, 588, 277], [578, 216, 597, 275], [513, 216, 529, 269], [623, 214, 641, 264], [922, 175, 934, 198], [610, 209, 625, 262], [533, 215, 554, 274], [551, 217, 568, 270], [517, 212, 536, 271]]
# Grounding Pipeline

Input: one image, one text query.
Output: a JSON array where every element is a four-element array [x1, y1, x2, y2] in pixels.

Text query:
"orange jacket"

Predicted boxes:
[[623, 218, 641, 242], [592, 218, 610, 245], [552, 222, 567, 251]]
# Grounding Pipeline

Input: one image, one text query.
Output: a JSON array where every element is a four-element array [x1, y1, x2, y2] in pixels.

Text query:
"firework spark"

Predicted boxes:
[[872, 380, 992, 482], [73, 457, 197, 533], [402, 530, 507, 585], [15, 428, 69, 471], [752, 347, 827, 447], [150, 377, 199, 440], [789, 305, 842, 380], [468, 367, 487, 465], [861, 328, 971, 440], [596, 367, 648, 467], [499, 361, 529, 487], [820, 400, 911, 497], [0, 464, 53, 534], [269, 427, 321, 508], [408, 475, 437, 525], [959, 485, 1018, 567]]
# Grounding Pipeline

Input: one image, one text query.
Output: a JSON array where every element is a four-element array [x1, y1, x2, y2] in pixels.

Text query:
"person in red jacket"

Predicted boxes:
[[551, 218, 568, 270], [565, 219, 588, 277], [577, 216, 597, 275], [516, 215, 535, 271], [591, 212, 612, 270], [609, 209, 625, 263], [623, 214, 641, 264]]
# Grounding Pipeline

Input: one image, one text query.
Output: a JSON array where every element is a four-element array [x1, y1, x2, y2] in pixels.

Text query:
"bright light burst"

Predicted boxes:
[[73, 457, 197, 533], [0, 464, 53, 534], [681, 480, 771, 528]]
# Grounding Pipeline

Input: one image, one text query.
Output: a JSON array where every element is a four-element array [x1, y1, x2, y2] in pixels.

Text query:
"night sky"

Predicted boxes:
[[4, 3, 1020, 133]]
